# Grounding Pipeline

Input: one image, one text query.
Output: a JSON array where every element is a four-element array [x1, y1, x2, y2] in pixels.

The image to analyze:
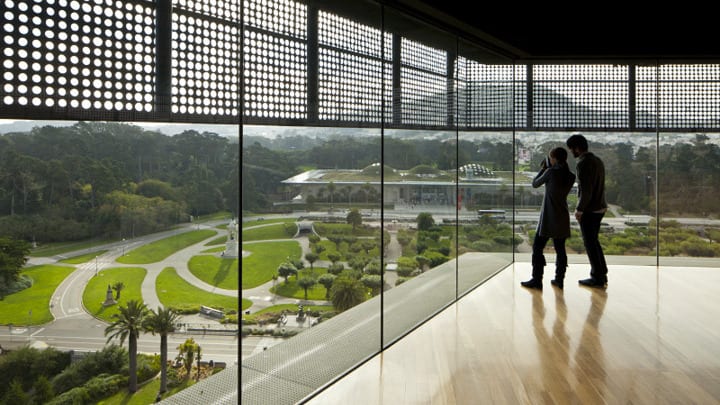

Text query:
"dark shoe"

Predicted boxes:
[[551, 279, 564, 289], [578, 278, 607, 289], [521, 279, 543, 290]]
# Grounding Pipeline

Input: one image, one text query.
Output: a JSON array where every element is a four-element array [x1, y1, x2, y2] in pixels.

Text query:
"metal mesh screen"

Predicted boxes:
[[1, 0, 156, 118], [242, 0, 307, 121], [461, 62, 524, 128], [400, 38, 447, 126], [318, 11, 389, 123], [533, 65, 629, 128], [172, 5, 240, 118], [637, 64, 720, 129]]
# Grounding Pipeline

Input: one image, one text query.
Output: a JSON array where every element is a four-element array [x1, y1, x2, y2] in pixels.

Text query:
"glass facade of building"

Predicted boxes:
[[1, 0, 720, 403]]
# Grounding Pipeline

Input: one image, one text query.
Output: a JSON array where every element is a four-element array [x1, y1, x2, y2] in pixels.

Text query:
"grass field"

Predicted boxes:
[[187, 255, 238, 290], [59, 250, 109, 264], [271, 268, 329, 300], [117, 230, 216, 264], [0, 265, 75, 325], [242, 217, 294, 228], [241, 223, 297, 242], [82, 267, 147, 322], [30, 239, 114, 258], [97, 376, 196, 405], [241, 241, 302, 289], [242, 298, 253, 311], [156, 267, 238, 312]]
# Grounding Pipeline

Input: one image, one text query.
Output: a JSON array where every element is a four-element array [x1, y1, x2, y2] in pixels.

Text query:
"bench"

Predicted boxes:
[[199, 305, 224, 319]]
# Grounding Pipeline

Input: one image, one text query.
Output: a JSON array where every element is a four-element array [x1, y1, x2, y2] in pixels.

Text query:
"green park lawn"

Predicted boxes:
[[59, 250, 108, 264], [117, 230, 216, 264], [202, 246, 226, 253], [156, 267, 238, 313], [271, 268, 329, 301], [30, 239, 114, 258], [242, 217, 293, 228], [0, 265, 75, 325], [97, 376, 196, 405], [82, 267, 147, 322], [241, 223, 297, 242], [241, 241, 302, 289], [244, 304, 334, 320], [205, 235, 227, 246], [187, 255, 239, 290], [242, 298, 252, 311]]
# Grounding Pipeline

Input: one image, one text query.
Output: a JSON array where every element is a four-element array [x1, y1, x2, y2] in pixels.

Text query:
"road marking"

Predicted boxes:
[[31, 328, 45, 337]]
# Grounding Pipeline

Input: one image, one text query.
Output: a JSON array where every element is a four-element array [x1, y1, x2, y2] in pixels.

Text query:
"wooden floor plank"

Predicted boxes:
[[307, 263, 720, 405]]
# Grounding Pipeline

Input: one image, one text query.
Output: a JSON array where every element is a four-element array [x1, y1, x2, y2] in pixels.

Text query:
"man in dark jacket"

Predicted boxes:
[[521, 147, 576, 290], [566, 134, 608, 288]]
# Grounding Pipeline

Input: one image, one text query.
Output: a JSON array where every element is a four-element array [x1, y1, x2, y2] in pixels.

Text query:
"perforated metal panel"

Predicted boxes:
[[400, 38, 447, 126], [317, 11, 389, 124], [533, 65, 629, 129], [242, 0, 307, 122], [461, 62, 524, 128], [171, 0, 240, 122], [637, 64, 720, 129], [1, 0, 156, 119]]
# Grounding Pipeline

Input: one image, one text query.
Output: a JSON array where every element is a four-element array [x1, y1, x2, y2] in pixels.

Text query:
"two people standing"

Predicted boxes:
[[521, 133, 608, 290]]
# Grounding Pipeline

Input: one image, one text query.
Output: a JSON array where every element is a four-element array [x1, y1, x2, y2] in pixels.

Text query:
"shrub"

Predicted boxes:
[[0, 347, 70, 398], [136, 354, 161, 383], [51, 345, 126, 395]]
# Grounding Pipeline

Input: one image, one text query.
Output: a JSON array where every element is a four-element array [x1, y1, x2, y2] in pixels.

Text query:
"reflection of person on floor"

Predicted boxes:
[[530, 288, 572, 398], [574, 290, 608, 399]]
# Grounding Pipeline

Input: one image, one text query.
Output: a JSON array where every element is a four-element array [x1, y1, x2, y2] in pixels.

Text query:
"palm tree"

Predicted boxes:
[[112, 281, 125, 300], [105, 299, 149, 393], [144, 306, 180, 395]]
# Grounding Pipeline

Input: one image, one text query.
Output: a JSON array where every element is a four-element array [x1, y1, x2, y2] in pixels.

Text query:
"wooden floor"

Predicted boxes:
[[307, 263, 720, 404]]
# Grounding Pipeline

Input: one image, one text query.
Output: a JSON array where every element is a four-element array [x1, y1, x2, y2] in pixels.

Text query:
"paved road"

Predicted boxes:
[[2, 221, 239, 364]]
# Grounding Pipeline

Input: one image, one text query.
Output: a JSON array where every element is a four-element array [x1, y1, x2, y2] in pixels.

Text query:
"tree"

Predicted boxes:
[[0, 237, 31, 287], [304, 252, 318, 270], [277, 261, 297, 284], [346, 208, 362, 231], [327, 252, 341, 265], [317, 273, 336, 299], [195, 345, 202, 382], [32, 375, 54, 405], [330, 276, 366, 312], [361, 274, 383, 296], [112, 281, 125, 300], [297, 276, 317, 300], [3, 379, 28, 405], [176, 338, 200, 380], [105, 299, 149, 393], [416, 212, 435, 231], [144, 306, 180, 395]]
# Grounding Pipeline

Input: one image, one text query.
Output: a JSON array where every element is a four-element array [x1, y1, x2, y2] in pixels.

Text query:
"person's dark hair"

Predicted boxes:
[[566, 133, 588, 151], [550, 147, 568, 163]]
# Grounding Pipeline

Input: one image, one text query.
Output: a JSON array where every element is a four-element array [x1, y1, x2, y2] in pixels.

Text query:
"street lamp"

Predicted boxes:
[[95, 256, 98, 276], [122, 238, 126, 256]]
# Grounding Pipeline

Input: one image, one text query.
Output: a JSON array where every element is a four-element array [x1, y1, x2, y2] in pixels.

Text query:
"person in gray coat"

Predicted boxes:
[[521, 147, 576, 290]]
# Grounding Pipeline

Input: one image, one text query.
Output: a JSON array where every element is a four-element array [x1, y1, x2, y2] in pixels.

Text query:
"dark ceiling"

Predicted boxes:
[[404, 1, 720, 60]]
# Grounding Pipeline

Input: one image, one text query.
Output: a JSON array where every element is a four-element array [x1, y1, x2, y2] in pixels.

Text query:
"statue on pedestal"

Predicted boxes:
[[102, 284, 117, 306], [224, 218, 239, 258]]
